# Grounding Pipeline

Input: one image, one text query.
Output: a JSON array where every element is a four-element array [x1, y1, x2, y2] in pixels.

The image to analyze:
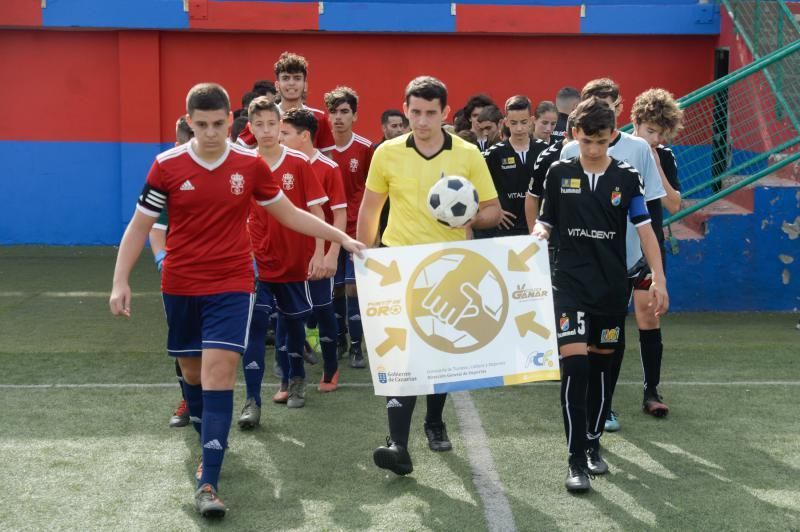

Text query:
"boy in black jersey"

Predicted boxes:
[[628, 88, 683, 416], [532, 98, 668, 492], [479, 95, 548, 238]]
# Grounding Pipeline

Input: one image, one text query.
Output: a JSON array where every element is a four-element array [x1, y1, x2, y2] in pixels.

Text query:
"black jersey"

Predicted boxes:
[[539, 157, 651, 314], [647, 145, 681, 245], [550, 112, 569, 144], [528, 139, 565, 251], [481, 138, 549, 236]]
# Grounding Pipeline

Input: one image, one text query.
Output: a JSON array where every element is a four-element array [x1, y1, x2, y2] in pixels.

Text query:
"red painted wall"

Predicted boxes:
[[1, 29, 717, 144]]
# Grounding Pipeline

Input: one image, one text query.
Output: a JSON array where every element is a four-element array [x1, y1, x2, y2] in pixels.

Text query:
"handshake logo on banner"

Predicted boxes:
[[355, 236, 560, 396]]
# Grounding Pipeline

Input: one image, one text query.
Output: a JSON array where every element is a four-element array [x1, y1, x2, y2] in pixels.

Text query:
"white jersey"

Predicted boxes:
[[561, 131, 666, 270]]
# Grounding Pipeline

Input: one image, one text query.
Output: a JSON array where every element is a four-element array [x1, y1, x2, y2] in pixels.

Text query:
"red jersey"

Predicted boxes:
[[322, 132, 373, 237], [137, 141, 282, 296], [237, 103, 335, 151], [310, 150, 347, 252], [249, 146, 328, 283]]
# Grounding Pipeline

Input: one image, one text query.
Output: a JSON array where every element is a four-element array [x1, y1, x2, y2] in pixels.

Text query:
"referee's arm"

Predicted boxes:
[[357, 189, 388, 247]]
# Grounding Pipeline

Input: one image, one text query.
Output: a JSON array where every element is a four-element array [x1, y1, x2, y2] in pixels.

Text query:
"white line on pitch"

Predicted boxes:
[[0, 291, 162, 297]]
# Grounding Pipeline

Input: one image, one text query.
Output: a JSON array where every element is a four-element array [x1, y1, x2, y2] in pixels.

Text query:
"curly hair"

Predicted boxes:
[[630, 88, 684, 141], [274, 51, 308, 78]]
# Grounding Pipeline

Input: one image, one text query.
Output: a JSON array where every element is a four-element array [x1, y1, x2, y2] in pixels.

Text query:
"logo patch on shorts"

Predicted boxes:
[[600, 327, 620, 343], [611, 190, 621, 206], [560, 315, 570, 332]]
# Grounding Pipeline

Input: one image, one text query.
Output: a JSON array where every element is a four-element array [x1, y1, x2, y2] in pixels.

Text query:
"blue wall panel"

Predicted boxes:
[[581, 4, 719, 35], [42, 0, 188, 29], [320, 2, 455, 32]]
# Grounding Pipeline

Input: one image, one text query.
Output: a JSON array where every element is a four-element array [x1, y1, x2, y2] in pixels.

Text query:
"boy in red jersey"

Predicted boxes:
[[237, 52, 335, 151], [109, 84, 362, 518], [281, 108, 348, 392], [321, 86, 374, 368]]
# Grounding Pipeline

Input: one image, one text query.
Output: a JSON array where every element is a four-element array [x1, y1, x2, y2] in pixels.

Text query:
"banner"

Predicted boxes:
[[354, 235, 560, 396]]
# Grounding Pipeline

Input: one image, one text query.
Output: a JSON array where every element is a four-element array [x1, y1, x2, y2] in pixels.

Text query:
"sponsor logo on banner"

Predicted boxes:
[[611, 189, 622, 206], [377, 366, 388, 384], [367, 300, 402, 317], [600, 327, 620, 343], [525, 349, 556, 368], [512, 284, 549, 301], [230, 173, 245, 195]]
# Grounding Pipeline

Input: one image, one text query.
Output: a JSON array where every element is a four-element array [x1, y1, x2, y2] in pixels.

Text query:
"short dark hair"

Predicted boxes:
[[505, 95, 531, 114], [477, 105, 503, 124], [464, 93, 495, 119], [282, 107, 318, 139], [381, 109, 407, 126], [581, 78, 620, 105], [556, 86, 580, 104], [231, 115, 249, 141], [572, 97, 616, 136], [453, 108, 470, 132], [404, 76, 448, 109], [534, 100, 558, 119], [324, 86, 359, 114], [248, 96, 280, 122], [241, 90, 259, 109], [252, 80, 277, 96], [274, 52, 308, 78], [186, 83, 230, 115], [175, 116, 194, 144]]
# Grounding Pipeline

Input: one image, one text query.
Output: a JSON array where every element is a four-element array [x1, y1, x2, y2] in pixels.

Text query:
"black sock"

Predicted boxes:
[[386, 396, 417, 448], [586, 353, 612, 441], [560, 355, 588, 459], [606, 321, 626, 412], [640, 328, 663, 392], [425, 393, 448, 424], [175, 360, 186, 399]]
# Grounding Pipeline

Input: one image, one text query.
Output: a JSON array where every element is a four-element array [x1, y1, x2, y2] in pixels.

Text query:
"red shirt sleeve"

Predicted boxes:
[[237, 122, 257, 149], [314, 114, 336, 150], [327, 165, 347, 210], [302, 161, 328, 208], [252, 157, 283, 206]]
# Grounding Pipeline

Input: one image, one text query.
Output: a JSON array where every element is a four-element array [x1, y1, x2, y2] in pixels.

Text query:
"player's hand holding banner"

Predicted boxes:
[[354, 235, 559, 396]]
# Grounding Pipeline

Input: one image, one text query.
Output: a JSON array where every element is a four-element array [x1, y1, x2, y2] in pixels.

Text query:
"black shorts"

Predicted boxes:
[[554, 308, 625, 349]]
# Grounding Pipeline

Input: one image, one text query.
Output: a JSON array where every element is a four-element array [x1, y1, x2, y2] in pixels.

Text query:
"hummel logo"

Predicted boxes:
[[203, 439, 223, 450], [245, 361, 260, 370], [180, 180, 195, 191], [386, 398, 403, 408]]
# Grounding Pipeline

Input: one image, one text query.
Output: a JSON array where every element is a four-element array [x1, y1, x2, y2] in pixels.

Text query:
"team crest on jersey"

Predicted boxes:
[[230, 173, 245, 195], [560, 315, 570, 332], [601, 327, 620, 343], [611, 189, 622, 206], [282, 173, 295, 190], [349, 158, 359, 172]]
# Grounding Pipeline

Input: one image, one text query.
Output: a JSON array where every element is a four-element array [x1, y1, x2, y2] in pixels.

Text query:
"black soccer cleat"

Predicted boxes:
[[424, 421, 452, 452], [586, 442, 609, 475], [565, 457, 592, 493], [643, 388, 669, 418], [373, 438, 414, 476]]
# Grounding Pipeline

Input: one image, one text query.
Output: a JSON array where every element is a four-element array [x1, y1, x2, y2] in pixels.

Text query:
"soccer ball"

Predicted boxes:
[[427, 175, 480, 227]]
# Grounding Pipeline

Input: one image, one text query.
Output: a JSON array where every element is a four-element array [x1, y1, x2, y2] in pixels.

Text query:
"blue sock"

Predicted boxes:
[[347, 294, 363, 344], [334, 294, 347, 340], [285, 317, 306, 379], [242, 309, 268, 406], [276, 316, 290, 385], [199, 390, 233, 491], [183, 380, 203, 436], [315, 305, 338, 380]]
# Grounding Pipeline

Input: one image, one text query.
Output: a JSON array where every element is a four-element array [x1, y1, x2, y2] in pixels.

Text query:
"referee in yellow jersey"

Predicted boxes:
[[357, 76, 501, 475]]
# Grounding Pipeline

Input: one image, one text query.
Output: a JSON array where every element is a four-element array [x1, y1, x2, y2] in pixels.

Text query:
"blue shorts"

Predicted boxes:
[[308, 278, 334, 307], [253, 282, 275, 316], [334, 248, 356, 286], [267, 281, 312, 320], [162, 292, 255, 357]]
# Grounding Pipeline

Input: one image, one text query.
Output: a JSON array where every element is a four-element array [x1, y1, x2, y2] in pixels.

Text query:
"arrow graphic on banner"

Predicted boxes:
[[507, 243, 540, 272], [376, 327, 407, 356], [515, 311, 551, 339], [365, 258, 402, 286]]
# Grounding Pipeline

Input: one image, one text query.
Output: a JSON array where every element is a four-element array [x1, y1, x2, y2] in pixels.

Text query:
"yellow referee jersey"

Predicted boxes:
[[366, 131, 498, 247]]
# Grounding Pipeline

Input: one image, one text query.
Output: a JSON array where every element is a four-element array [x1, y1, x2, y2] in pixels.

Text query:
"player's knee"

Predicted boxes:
[[177, 357, 202, 385]]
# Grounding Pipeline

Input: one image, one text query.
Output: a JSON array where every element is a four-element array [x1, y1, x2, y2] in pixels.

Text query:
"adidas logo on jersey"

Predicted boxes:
[[245, 361, 260, 370], [386, 398, 403, 409], [180, 180, 195, 191], [203, 439, 224, 450]]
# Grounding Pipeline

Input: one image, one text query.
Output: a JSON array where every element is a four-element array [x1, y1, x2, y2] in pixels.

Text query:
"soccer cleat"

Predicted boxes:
[[643, 388, 669, 417], [349, 343, 366, 369], [605, 409, 621, 432], [337, 335, 348, 360], [565, 457, 592, 493], [373, 437, 414, 476], [169, 399, 190, 428], [237, 398, 261, 430], [303, 341, 319, 365], [272, 382, 289, 404], [318, 370, 339, 393], [194, 483, 227, 518], [586, 442, 609, 475], [424, 421, 452, 452], [287, 377, 307, 408]]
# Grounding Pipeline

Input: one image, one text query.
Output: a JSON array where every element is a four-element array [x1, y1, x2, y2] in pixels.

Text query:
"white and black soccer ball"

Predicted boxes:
[[427, 175, 480, 227]]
